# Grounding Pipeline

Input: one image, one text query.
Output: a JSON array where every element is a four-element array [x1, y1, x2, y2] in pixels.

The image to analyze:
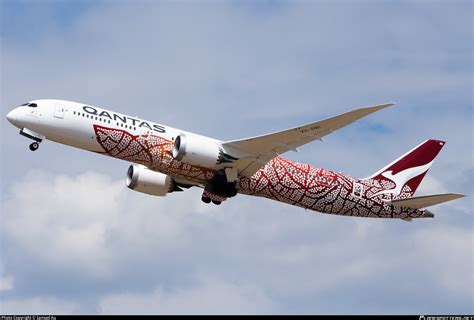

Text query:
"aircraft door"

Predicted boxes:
[[54, 103, 66, 119], [352, 182, 365, 199], [138, 126, 151, 142]]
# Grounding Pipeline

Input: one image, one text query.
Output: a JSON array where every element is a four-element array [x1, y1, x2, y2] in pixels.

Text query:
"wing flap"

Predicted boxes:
[[389, 193, 465, 209]]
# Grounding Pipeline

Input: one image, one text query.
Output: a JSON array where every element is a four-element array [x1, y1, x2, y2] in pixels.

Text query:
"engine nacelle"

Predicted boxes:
[[172, 133, 223, 168], [126, 164, 178, 196]]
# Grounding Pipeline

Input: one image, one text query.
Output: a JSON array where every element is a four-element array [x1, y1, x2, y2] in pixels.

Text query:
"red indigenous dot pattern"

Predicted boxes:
[[238, 157, 424, 219], [202, 190, 227, 203], [94, 125, 425, 219], [94, 125, 215, 184]]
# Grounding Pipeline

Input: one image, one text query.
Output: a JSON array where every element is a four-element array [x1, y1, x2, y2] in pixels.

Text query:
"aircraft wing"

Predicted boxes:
[[222, 103, 394, 177]]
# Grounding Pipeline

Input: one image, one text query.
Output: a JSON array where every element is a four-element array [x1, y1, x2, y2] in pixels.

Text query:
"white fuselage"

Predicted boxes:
[[6, 99, 438, 220], [7, 99, 223, 177]]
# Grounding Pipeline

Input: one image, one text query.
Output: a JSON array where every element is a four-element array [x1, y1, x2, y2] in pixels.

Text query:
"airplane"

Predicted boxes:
[[6, 100, 465, 221]]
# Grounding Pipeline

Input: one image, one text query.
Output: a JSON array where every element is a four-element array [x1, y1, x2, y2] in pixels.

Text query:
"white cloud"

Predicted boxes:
[[2, 171, 122, 277], [416, 175, 448, 195], [0, 297, 77, 314], [0, 275, 14, 291], [99, 278, 277, 315], [414, 226, 474, 297], [1, 169, 472, 313]]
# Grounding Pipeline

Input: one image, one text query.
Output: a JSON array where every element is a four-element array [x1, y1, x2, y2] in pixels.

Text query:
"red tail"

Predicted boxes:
[[364, 139, 446, 199]]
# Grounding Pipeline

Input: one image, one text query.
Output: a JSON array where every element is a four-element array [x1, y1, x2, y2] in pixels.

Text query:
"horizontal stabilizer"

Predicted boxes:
[[389, 193, 465, 209]]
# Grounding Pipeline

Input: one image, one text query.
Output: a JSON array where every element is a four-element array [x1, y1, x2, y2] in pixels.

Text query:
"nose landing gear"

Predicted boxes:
[[19, 128, 44, 152], [29, 142, 40, 151]]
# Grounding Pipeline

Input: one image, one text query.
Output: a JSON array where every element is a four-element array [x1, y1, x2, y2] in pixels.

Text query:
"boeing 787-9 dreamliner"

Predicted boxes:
[[6, 100, 464, 221]]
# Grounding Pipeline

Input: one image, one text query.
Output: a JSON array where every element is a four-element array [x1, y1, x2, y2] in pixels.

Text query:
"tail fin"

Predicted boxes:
[[363, 139, 446, 199]]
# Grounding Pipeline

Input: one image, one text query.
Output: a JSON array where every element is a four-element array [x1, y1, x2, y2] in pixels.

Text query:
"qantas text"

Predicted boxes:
[[83, 106, 166, 133]]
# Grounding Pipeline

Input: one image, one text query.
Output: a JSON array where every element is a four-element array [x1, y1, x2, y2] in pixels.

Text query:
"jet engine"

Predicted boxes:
[[172, 133, 225, 168], [126, 164, 181, 196]]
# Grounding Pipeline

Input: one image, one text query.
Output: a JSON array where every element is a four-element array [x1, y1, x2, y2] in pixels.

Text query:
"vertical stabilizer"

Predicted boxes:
[[363, 139, 446, 199]]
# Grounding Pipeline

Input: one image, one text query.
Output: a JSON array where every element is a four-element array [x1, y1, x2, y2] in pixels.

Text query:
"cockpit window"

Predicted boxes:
[[27, 103, 37, 108], [20, 103, 29, 106]]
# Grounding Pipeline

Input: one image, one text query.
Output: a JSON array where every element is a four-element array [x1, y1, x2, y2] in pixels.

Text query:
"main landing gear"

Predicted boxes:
[[201, 168, 238, 205], [200, 197, 221, 205]]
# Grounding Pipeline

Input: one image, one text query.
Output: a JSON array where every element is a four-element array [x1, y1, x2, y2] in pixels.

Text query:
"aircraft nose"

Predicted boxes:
[[6, 108, 18, 125]]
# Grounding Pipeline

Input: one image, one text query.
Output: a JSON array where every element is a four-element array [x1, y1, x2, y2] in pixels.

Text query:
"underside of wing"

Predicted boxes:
[[223, 103, 394, 177]]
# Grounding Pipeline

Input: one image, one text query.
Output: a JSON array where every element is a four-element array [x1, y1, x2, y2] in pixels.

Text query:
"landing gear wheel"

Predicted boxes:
[[201, 196, 211, 204], [227, 183, 238, 197], [29, 142, 40, 151], [212, 200, 222, 205]]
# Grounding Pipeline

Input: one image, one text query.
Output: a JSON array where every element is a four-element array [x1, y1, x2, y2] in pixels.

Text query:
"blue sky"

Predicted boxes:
[[1, 0, 473, 314]]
